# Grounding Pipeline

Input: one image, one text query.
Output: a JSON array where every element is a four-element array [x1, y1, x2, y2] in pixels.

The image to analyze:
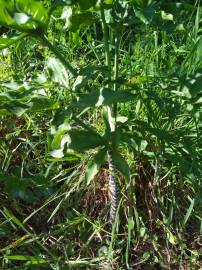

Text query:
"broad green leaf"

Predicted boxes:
[[151, 10, 176, 32], [61, 7, 95, 32], [3, 101, 30, 116], [104, 106, 116, 132], [111, 151, 130, 182], [183, 71, 202, 98], [69, 12, 96, 32], [0, 33, 27, 50], [116, 116, 128, 124], [1, 97, 59, 116], [108, 129, 121, 149], [135, 6, 155, 24], [78, 0, 97, 10], [50, 120, 72, 152], [85, 147, 107, 185], [0, 81, 59, 116], [47, 57, 69, 87], [67, 129, 106, 152], [1, 81, 23, 90], [51, 128, 107, 155], [50, 148, 65, 158], [73, 75, 88, 91], [195, 96, 202, 104], [74, 88, 136, 108], [0, 173, 49, 202], [0, 0, 49, 33], [0, 88, 31, 101], [72, 65, 108, 91], [28, 97, 59, 112]]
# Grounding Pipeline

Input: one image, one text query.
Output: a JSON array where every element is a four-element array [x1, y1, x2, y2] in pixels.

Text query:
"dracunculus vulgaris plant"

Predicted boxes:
[[1, 0, 197, 226], [0, 0, 139, 224]]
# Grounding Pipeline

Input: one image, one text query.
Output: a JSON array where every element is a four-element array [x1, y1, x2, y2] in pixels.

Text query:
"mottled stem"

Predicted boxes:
[[108, 152, 120, 224]]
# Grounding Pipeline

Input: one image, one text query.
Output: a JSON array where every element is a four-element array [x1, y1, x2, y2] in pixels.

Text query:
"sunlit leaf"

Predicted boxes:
[[1, 97, 58, 116], [61, 7, 96, 32], [46, 57, 70, 87], [166, 231, 177, 245], [74, 88, 136, 108], [85, 147, 107, 185], [3, 101, 30, 116], [161, 10, 174, 21], [134, 6, 155, 24], [72, 65, 108, 91], [51, 127, 107, 156], [5, 255, 48, 264], [0, 0, 49, 33]]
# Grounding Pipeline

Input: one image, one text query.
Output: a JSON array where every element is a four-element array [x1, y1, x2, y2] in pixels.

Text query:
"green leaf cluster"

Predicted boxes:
[[0, 0, 49, 34], [0, 82, 59, 116]]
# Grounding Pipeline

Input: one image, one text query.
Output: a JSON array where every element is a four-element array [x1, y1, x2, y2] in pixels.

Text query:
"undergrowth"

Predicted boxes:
[[0, 0, 202, 269]]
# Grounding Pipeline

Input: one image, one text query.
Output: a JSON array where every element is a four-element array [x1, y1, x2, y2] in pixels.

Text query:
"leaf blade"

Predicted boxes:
[[74, 88, 136, 109], [111, 151, 130, 182], [85, 147, 107, 185]]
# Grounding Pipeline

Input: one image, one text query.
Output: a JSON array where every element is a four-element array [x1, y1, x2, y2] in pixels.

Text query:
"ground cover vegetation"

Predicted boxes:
[[0, 0, 201, 269]]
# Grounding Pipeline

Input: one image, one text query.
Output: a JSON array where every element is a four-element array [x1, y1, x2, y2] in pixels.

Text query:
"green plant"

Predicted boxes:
[[0, 0, 201, 269]]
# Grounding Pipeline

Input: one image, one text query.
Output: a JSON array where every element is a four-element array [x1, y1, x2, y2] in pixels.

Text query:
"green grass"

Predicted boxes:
[[0, 1, 202, 269]]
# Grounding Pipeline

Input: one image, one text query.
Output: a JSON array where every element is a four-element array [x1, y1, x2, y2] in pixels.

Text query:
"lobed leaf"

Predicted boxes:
[[74, 88, 136, 108], [51, 128, 107, 157], [67, 129, 107, 152]]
